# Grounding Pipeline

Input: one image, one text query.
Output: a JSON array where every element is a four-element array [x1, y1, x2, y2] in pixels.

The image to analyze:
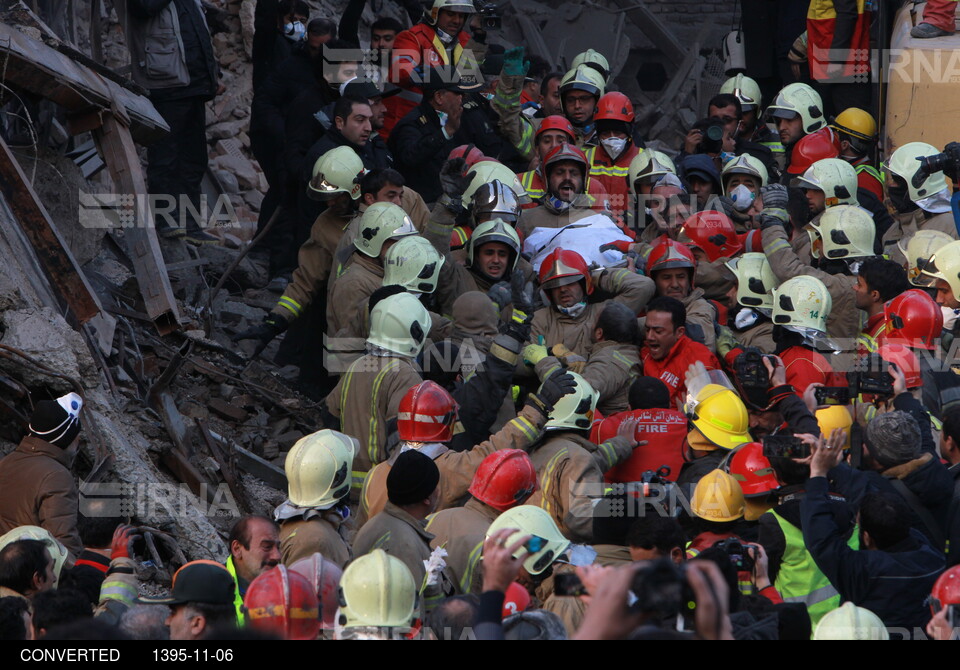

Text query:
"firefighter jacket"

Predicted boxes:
[[426, 497, 499, 594], [535, 340, 641, 416]]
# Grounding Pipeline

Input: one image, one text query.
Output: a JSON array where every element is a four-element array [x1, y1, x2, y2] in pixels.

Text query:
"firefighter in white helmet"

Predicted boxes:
[[335, 549, 418, 639], [274, 429, 357, 567], [881, 142, 959, 266], [766, 83, 826, 175], [325, 292, 432, 502]]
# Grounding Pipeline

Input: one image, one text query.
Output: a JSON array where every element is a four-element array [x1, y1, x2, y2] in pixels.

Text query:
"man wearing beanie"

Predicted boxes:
[[0, 393, 84, 558], [352, 450, 452, 609]]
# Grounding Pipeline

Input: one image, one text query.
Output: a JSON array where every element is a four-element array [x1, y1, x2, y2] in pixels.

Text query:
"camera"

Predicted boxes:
[[629, 559, 694, 618], [713, 538, 756, 574], [474, 1, 502, 30], [694, 118, 726, 155], [914, 142, 960, 187], [762, 435, 810, 460], [735, 348, 770, 390], [554, 572, 588, 597], [815, 386, 850, 406], [849, 353, 894, 397]]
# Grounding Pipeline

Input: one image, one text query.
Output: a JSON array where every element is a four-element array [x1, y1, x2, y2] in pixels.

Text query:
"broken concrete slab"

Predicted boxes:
[[0, 307, 100, 391]]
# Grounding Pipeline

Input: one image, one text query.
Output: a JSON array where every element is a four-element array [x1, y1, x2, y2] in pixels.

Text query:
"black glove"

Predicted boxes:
[[530, 370, 577, 413], [487, 281, 512, 312], [759, 184, 790, 230], [438, 158, 475, 209], [499, 268, 534, 342], [232, 315, 287, 358]]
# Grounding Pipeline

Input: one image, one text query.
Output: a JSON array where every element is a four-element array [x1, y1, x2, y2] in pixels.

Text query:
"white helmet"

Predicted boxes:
[[461, 160, 532, 208], [720, 74, 763, 112], [466, 218, 521, 273], [772, 275, 831, 335], [721, 154, 769, 193], [544, 372, 598, 432], [384, 236, 444, 294], [884, 142, 950, 203], [338, 549, 417, 632], [807, 205, 875, 262], [813, 602, 889, 640], [354, 202, 418, 258], [900, 230, 954, 287], [571, 49, 610, 81], [285, 430, 357, 508], [628, 150, 677, 193], [427, 0, 475, 25], [485, 505, 570, 576], [791, 158, 858, 206], [725, 252, 779, 313], [767, 83, 825, 135], [308, 146, 366, 201], [0, 525, 70, 586], [367, 292, 432, 357]]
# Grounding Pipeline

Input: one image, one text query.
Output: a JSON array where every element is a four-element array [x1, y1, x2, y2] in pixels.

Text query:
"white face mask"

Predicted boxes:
[[283, 21, 306, 42], [557, 301, 587, 318], [601, 137, 628, 160], [436, 27, 456, 45], [729, 184, 756, 212]]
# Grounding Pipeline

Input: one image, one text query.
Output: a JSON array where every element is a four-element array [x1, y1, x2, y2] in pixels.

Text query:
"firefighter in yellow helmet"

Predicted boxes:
[[686, 469, 745, 558], [829, 108, 882, 201], [335, 549, 418, 640]]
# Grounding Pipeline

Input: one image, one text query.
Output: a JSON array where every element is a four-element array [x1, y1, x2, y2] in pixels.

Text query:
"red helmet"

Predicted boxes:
[[536, 115, 576, 142], [787, 127, 842, 175], [538, 248, 593, 295], [646, 236, 697, 275], [450, 225, 472, 251], [594, 92, 635, 124], [681, 211, 743, 262], [468, 449, 538, 512], [397, 381, 459, 443], [448, 144, 487, 166], [543, 143, 589, 179], [502, 581, 531, 618], [289, 552, 344, 629], [244, 565, 322, 640], [880, 289, 943, 351], [876, 344, 922, 389], [727, 443, 779, 496], [930, 566, 960, 615]]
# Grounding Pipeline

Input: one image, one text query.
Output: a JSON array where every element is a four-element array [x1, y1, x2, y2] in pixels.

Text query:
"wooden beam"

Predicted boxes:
[[94, 113, 181, 335], [0, 134, 105, 324], [0, 21, 167, 143], [233, 443, 287, 492]]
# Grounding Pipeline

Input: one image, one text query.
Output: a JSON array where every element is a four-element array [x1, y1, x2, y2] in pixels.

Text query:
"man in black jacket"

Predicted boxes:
[[122, 0, 219, 243], [389, 66, 484, 204], [802, 432, 944, 633], [939, 407, 960, 567]]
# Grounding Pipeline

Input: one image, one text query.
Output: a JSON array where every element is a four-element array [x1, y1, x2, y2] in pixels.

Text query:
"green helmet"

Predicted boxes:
[[808, 205, 875, 261], [354, 202, 418, 257], [544, 372, 599, 431], [308, 146, 366, 201], [767, 83, 825, 135], [884, 142, 950, 203], [792, 158, 858, 206], [466, 218, 521, 273], [384, 236, 444, 294], [725, 252, 779, 312], [772, 275, 831, 335], [367, 292, 432, 358], [720, 74, 763, 112], [485, 505, 570, 575]]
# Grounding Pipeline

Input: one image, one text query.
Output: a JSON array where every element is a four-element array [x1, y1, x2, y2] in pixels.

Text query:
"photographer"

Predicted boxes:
[[882, 142, 960, 266], [732, 353, 822, 440], [682, 116, 737, 177]]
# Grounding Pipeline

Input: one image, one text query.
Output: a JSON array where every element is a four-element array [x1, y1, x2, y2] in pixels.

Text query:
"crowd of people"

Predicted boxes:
[[1, 0, 960, 642]]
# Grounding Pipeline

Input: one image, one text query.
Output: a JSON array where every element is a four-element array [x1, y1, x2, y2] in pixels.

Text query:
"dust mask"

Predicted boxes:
[[729, 184, 756, 212]]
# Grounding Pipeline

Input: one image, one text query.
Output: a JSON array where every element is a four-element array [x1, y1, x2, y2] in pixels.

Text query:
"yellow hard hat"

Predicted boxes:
[[830, 108, 878, 143], [691, 469, 746, 522], [815, 406, 853, 450], [687, 385, 752, 450], [285, 430, 357, 508], [338, 549, 417, 631]]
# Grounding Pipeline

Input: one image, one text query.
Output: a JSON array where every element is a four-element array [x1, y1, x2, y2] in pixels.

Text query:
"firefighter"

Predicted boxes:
[[765, 83, 826, 177], [829, 108, 882, 200], [524, 373, 638, 543], [584, 92, 641, 215], [324, 292, 432, 497], [721, 154, 769, 232], [327, 202, 419, 334], [243, 565, 322, 640], [527, 248, 654, 358], [882, 142, 960, 265], [724, 253, 779, 355], [759, 184, 863, 342], [335, 549, 418, 639], [382, 0, 479, 134], [358, 373, 568, 523], [426, 449, 539, 594], [769, 275, 838, 395], [719, 73, 784, 165], [274, 430, 355, 567]]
